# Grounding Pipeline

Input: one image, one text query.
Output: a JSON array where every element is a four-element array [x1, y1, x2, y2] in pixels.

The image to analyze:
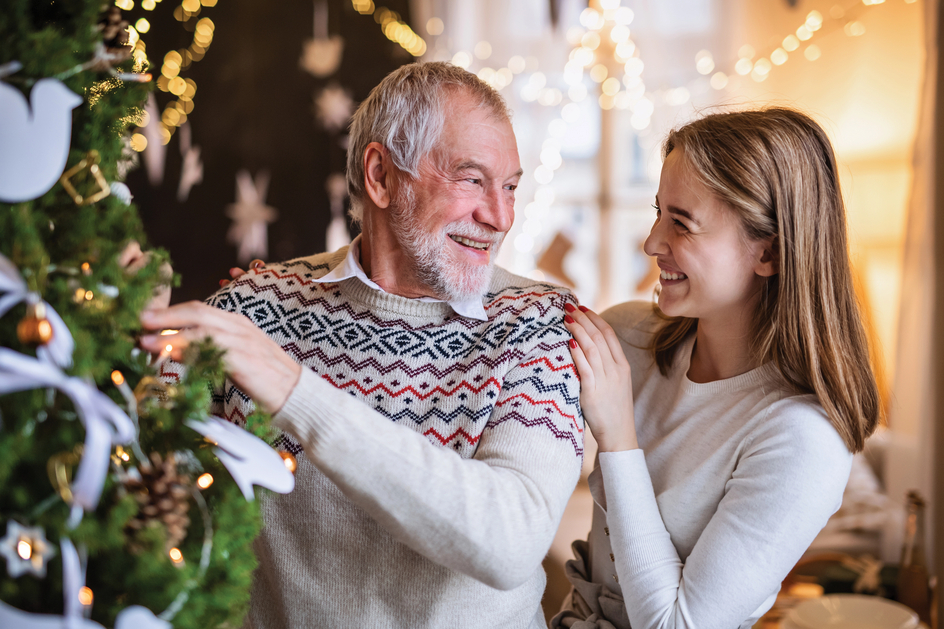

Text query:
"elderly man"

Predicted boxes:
[[140, 62, 583, 628]]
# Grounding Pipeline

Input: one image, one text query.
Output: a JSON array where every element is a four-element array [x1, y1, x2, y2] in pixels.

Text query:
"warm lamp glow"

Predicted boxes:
[[16, 540, 31, 560], [111, 370, 125, 386], [197, 473, 214, 489], [169, 547, 184, 563]]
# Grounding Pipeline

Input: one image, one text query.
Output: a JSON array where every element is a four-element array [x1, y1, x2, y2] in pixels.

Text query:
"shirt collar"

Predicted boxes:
[[311, 235, 489, 321]]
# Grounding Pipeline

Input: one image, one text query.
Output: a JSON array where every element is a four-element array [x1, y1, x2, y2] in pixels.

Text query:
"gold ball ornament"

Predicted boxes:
[[17, 302, 54, 345], [278, 451, 297, 474]]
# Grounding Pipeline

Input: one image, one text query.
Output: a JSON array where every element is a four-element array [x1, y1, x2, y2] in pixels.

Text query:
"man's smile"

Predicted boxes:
[[449, 234, 490, 250]]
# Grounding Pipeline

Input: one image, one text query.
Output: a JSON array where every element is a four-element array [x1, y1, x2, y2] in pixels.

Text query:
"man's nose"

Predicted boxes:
[[476, 185, 514, 234]]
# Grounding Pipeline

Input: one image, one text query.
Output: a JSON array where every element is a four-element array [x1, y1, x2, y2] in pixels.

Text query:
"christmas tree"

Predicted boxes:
[[0, 2, 290, 626]]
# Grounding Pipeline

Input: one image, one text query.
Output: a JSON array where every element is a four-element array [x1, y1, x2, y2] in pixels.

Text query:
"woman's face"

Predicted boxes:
[[644, 150, 773, 328]]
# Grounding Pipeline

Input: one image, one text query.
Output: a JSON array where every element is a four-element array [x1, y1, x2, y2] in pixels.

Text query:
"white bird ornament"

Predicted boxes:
[[0, 78, 82, 203]]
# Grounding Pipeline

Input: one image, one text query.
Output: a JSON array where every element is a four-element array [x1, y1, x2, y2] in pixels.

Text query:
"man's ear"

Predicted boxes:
[[755, 235, 779, 278], [363, 142, 391, 209]]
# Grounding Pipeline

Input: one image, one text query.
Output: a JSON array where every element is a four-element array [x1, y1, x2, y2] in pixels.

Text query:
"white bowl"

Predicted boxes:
[[783, 594, 919, 629]]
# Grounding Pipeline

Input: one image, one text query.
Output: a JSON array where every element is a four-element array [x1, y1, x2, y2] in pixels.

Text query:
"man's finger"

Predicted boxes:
[[140, 301, 232, 331]]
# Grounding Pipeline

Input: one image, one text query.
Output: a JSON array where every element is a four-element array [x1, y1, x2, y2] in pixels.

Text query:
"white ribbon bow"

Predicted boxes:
[[0, 348, 134, 510], [0, 253, 75, 368]]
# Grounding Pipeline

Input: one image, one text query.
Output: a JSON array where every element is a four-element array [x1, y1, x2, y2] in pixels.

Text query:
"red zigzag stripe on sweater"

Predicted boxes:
[[423, 427, 480, 446], [494, 392, 583, 432], [319, 374, 502, 400]]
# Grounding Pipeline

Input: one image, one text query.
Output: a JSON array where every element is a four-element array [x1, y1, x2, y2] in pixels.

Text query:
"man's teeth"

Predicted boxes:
[[660, 270, 687, 281], [450, 235, 489, 250]]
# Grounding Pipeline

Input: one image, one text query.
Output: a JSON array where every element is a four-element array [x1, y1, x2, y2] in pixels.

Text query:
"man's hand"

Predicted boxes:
[[119, 240, 173, 311], [139, 302, 302, 414]]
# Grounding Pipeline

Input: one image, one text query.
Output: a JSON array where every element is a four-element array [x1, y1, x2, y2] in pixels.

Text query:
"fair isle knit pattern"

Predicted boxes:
[[194, 251, 583, 461], [160, 247, 584, 628]]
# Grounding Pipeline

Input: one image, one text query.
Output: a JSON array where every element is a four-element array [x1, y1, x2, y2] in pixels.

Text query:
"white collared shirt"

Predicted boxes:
[[310, 235, 489, 321]]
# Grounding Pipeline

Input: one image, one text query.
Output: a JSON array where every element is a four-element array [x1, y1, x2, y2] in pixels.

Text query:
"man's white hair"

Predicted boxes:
[[345, 61, 510, 225]]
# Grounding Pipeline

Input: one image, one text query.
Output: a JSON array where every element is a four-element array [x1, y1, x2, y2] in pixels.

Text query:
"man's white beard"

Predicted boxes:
[[390, 182, 504, 302]]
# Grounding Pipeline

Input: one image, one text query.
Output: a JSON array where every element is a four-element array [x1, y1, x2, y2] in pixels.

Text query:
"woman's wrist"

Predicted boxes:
[[595, 431, 639, 453]]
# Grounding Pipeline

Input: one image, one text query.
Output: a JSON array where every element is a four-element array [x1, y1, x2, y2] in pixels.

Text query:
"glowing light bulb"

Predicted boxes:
[[426, 17, 443, 36], [169, 547, 184, 563], [111, 371, 125, 386], [197, 473, 214, 489], [710, 72, 728, 90], [17, 540, 31, 560], [78, 587, 93, 606]]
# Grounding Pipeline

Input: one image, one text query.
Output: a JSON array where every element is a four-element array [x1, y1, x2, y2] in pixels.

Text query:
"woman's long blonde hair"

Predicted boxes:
[[650, 108, 879, 453]]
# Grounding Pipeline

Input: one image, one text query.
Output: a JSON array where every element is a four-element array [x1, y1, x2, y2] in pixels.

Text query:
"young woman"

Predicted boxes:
[[553, 108, 879, 629]]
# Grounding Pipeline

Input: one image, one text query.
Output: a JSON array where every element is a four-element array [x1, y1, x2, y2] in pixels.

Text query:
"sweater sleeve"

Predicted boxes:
[[272, 344, 584, 591], [598, 405, 852, 629]]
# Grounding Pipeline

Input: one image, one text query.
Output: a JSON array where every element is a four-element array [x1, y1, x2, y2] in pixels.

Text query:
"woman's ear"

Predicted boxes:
[[755, 235, 779, 278], [363, 142, 391, 209]]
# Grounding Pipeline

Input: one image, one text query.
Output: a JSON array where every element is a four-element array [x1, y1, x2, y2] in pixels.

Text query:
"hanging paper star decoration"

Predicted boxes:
[[314, 83, 354, 134], [299, 0, 344, 78], [226, 170, 278, 266], [0, 521, 56, 578]]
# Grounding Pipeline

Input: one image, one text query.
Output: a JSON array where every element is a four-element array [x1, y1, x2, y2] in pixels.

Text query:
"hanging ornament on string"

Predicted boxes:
[[536, 231, 576, 288], [16, 301, 53, 346], [142, 93, 167, 186], [314, 83, 354, 134], [226, 170, 278, 266], [0, 253, 75, 367], [300, 0, 344, 78], [325, 173, 350, 252], [59, 150, 111, 206], [94, 6, 132, 71], [0, 73, 82, 203], [176, 122, 203, 203]]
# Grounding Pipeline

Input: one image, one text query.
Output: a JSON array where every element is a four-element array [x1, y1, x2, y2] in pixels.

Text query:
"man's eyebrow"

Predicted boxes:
[[454, 160, 486, 173], [454, 162, 524, 180]]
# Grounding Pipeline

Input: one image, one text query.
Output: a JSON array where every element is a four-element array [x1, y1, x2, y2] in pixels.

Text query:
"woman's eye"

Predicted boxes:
[[673, 219, 688, 231]]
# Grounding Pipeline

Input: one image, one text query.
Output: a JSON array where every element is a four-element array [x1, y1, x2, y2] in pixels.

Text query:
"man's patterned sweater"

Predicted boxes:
[[161, 247, 584, 628]]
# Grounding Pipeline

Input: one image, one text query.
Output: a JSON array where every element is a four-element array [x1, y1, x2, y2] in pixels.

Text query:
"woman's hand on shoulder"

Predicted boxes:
[[564, 303, 638, 452]]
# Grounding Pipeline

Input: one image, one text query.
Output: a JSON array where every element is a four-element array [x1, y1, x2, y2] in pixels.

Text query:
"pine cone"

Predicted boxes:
[[124, 452, 192, 553], [94, 6, 132, 70]]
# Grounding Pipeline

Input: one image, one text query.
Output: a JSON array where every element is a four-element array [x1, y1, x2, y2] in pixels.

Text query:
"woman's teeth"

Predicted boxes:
[[450, 235, 489, 250], [660, 270, 687, 281]]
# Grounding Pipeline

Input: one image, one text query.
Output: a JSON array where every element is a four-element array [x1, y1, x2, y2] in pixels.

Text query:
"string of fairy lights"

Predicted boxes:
[[122, 0, 218, 152], [414, 0, 914, 268], [696, 0, 918, 89], [352, 0, 427, 57]]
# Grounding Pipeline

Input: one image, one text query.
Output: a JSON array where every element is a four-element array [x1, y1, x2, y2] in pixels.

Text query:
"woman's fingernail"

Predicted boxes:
[[578, 305, 589, 312], [219, 279, 230, 287], [564, 314, 574, 324], [250, 259, 265, 269], [569, 339, 577, 349], [564, 303, 576, 313]]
